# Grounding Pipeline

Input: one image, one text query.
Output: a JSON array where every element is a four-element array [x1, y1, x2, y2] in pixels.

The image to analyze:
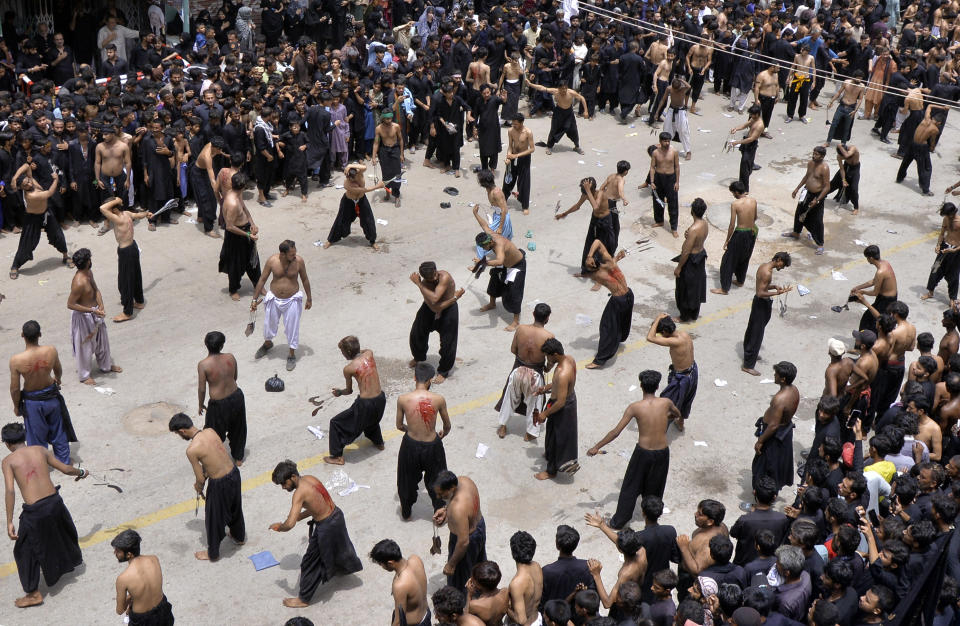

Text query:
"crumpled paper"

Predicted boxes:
[[831, 271, 847, 281], [307, 426, 324, 440], [476, 443, 489, 458], [94, 387, 117, 396], [714, 379, 728, 387]]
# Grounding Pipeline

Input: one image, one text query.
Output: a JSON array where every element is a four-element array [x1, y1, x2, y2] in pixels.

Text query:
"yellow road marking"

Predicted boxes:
[[0, 230, 938, 579]]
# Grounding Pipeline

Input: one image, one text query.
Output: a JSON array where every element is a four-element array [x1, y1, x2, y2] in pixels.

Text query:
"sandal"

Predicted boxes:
[[9, 268, 17, 280], [63, 257, 75, 269]]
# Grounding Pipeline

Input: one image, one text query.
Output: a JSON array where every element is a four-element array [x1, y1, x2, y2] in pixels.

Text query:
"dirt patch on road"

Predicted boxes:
[[122, 402, 187, 436]]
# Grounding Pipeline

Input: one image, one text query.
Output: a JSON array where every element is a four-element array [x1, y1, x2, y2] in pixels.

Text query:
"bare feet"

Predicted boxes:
[[235, 459, 243, 467], [585, 362, 602, 369], [741, 366, 761, 376], [920, 292, 934, 301], [545, 148, 552, 155], [323, 456, 345, 465], [710, 288, 728, 295], [301, 195, 307, 203], [82, 378, 97, 386], [523, 433, 537, 442], [371, 243, 380, 251], [685, 152, 692, 160], [169, 217, 178, 224], [281, 189, 289, 198], [504, 321, 519, 331], [455, 170, 461, 178], [322, 241, 332, 248], [231, 293, 241, 301], [851, 209, 859, 215], [195, 550, 210, 561], [283, 598, 309, 608], [522, 209, 530, 215], [408, 359, 417, 368], [534, 471, 556, 481], [14, 592, 43, 608], [590, 283, 602, 291], [205, 230, 221, 239], [109, 365, 123, 373], [112, 313, 133, 323], [133, 302, 145, 310], [672, 230, 679, 239], [375, 444, 385, 450], [478, 303, 497, 312], [432, 374, 447, 385]]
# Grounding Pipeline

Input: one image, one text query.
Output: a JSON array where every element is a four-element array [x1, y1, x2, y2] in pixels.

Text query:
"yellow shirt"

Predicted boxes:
[[864, 460, 896, 484]]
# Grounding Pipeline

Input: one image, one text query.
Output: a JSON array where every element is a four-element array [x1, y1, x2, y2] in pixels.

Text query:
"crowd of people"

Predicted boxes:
[[3, 0, 960, 624]]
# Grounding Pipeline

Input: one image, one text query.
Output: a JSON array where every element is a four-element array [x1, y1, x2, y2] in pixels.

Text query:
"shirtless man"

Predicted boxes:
[[712, 181, 757, 295], [111, 530, 174, 625], [584, 241, 634, 368], [197, 331, 246, 464], [533, 339, 579, 479], [824, 73, 865, 146], [433, 586, 487, 625], [923, 203, 960, 305], [661, 78, 693, 159], [192, 137, 226, 235], [370, 539, 431, 626], [753, 361, 801, 492], [505, 531, 543, 626], [844, 330, 880, 417], [851, 245, 898, 334], [99, 197, 151, 322], [677, 500, 729, 577], [94, 124, 131, 234], [940, 309, 960, 365], [729, 104, 765, 192], [785, 44, 816, 123], [373, 112, 405, 206], [433, 472, 487, 591], [859, 302, 916, 417], [896, 105, 946, 196], [66, 248, 121, 385], [269, 459, 362, 607], [584, 521, 646, 611], [502, 114, 535, 214], [219, 173, 261, 300], [474, 206, 527, 330], [498, 53, 524, 127], [168, 414, 244, 562], [686, 41, 713, 115], [495, 303, 554, 440], [409, 262, 464, 384], [826, 143, 862, 214], [783, 146, 830, 254], [251, 240, 312, 369], [2, 422, 87, 608], [910, 395, 943, 462], [558, 169, 626, 282], [397, 362, 451, 519], [649, 314, 698, 431], [526, 81, 588, 154], [649, 50, 676, 124], [8, 320, 77, 461], [753, 64, 779, 133], [649, 132, 680, 236], [587, 369, 680, 528], [324, 335, 387, 466], [467, 52, 492, 95], [823, 338, 855, 397], [937, 373, 960, 447], [465, 562, 509, 625], [324, 162, 384, 250], [742, 252, 793, 376], [674, 199, 709, 321], [9, 163, 71, 278]]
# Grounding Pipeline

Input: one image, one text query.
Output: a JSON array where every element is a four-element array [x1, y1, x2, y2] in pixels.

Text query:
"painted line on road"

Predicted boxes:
[[0, 229, 937, 579]]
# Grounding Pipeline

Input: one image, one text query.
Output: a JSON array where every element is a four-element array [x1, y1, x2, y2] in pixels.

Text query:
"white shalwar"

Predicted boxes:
[[663, 106, 692, 155], [263, 290, 305, 349], [498, 366, 545, 437], [70, 310, 113, 382]]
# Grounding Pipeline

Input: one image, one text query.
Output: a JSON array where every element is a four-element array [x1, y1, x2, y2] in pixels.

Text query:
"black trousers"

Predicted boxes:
[[690, 68, 706, 102], [204, 388, 247, 462], [397, 434, 447, 518], [786, 81, 810, 119], [759, 95, 775, 128], [409, 302, 458, 376], [738, 142, 758, 192], [597, 91, 619, 113], [593, 289, 634, 366], [284, 171, 308, 196], [875, 99, 898, 140], [927, 250, 960, 300], [719, 229, 756, 292], [328, 393, 386, 457], [546, 107, 579, 149], [829, 163, 860, 211], [205, 466, 245, 560], [742, 296, 773, 369], [793, 197, 825, 247], [896, 142, 933, 194], [479, 154, 497, 170], [327, 194, 377, 244], [11, 211, 67, 270], [653, 172, 679, 231], [827, 104, 856, 144], [502, 154, 531, 210], [117, 243, 143, 316], [610, 446, 670, 529]]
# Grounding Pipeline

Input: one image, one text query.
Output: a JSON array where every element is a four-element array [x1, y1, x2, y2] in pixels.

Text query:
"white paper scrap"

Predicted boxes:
[[694, 441, 708, 447], [376, 219, 388, 225], [94, 387, 117, 396], [307, 426, 324, 440], [854, 239, 868, 246], [575, 314, 592, 326], [628, 385, 637, 392], [760, 378, 775, 384], [476, 443, 489, 458], [714, 378, 728, 387], [831, 271, 847, 281], [797, 285, 810, 296]]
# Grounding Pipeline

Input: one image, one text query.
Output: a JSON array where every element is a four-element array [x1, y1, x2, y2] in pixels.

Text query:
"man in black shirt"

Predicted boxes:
[[45, 33, 76, 86], [731, 475, 791, 566], [99, 44, 128, 80], [539, 524, 596, 612]]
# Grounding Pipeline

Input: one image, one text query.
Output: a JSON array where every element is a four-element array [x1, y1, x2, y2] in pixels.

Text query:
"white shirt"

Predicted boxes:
[[97, 24, 140, 63]]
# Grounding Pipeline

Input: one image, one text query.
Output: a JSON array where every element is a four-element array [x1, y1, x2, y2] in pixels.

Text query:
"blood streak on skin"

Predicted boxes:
[[473, 492, 480, 516], [28, 360, 49, 373], [609, 267, 625, 284], [24, 469, 36, 482], [356, 357, 374, 381], [417, 398, 436, 425], [314, 482, 334, 507]]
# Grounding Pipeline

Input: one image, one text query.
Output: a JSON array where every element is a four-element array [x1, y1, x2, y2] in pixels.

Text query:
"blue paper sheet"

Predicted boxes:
[[249, 550, 279, 571]]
